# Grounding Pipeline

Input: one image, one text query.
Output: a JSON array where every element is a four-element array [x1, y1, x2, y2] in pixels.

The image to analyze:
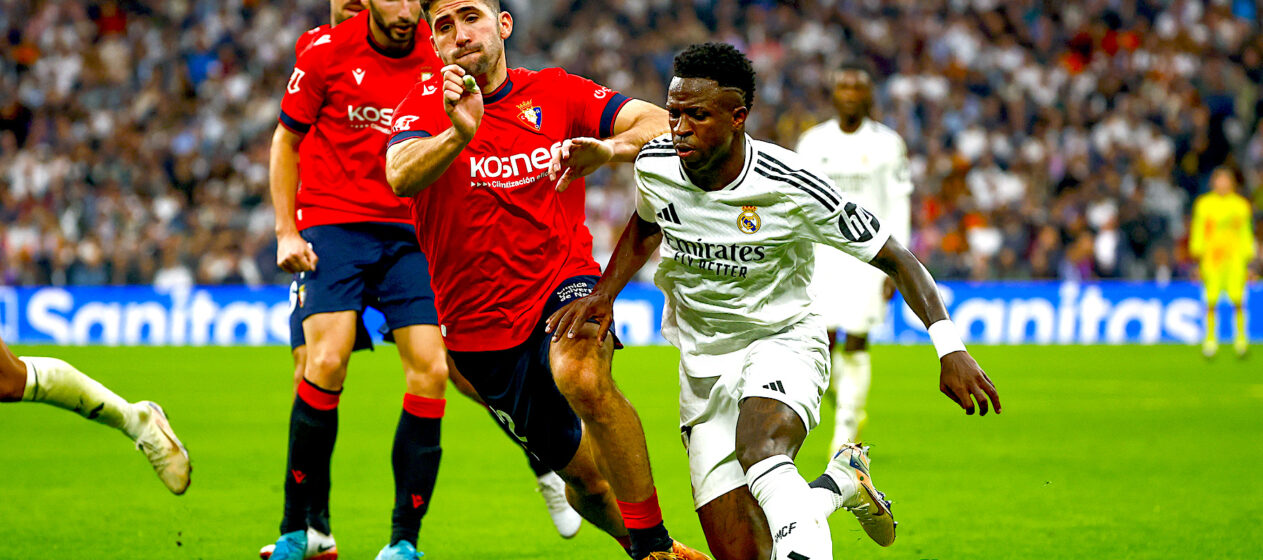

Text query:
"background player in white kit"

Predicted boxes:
[[796, 62, 912, 450], [548, 43, 1001, 560]]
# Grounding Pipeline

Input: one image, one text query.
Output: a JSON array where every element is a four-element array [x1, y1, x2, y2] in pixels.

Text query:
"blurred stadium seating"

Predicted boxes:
[[2, 0, 1261, 287]]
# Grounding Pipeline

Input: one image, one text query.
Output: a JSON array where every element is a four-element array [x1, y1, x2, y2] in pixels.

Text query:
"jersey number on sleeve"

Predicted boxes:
[[838, 202, 881, 243], [287, 69, 306, 94]]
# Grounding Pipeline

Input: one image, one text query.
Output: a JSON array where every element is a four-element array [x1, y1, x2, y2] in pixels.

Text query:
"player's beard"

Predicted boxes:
[[367, 1, 416, 48], [447, 36, 498, 77]]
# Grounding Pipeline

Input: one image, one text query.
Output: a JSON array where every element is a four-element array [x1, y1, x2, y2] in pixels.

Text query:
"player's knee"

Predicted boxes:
[[304, 351, 349, 387], [405, 360, 449, 398], [735, 436, 781, 473]]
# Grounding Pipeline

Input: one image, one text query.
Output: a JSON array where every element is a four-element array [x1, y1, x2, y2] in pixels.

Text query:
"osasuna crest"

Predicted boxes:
[[737, 205, 761, 234], [517, 99, 542, 131]]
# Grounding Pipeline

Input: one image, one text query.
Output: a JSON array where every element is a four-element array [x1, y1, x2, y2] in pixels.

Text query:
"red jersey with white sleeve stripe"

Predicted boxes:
[[279, 12, 441, 230], [387, 67, 632, 351], [294, 24, 330, 58]]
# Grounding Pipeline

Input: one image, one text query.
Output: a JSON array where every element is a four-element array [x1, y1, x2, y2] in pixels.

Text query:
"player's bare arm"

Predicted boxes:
[[546, 213, 663, 342], [867, 237, 1002, 416], [270, 124, 318, 272], [386, 64, 484, 197], [549, 100, 668, 192]]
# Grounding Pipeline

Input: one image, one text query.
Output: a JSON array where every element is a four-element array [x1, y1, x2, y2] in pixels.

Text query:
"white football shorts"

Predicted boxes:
[[677, 314, 830, 509]]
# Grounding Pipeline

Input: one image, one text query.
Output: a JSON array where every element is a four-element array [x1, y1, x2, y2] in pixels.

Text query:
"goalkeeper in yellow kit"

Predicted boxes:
[[1190, 166, 1256, 358]]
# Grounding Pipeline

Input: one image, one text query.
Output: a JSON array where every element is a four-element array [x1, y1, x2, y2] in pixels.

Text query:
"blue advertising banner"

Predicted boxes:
[[0, 281, 1256, 346]]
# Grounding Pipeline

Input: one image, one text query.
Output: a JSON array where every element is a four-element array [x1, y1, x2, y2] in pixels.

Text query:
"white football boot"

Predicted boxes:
[[132, 401, 191, 495]]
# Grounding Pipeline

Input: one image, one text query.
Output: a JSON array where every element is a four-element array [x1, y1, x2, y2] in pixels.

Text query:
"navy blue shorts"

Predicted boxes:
[[288, 280, 374, 350], [448, 275, 620, 471], [290, 223, 438, 350]]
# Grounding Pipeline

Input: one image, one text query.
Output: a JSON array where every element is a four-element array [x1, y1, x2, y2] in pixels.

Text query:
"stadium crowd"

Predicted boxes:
[[2, 0, 1262, 286]]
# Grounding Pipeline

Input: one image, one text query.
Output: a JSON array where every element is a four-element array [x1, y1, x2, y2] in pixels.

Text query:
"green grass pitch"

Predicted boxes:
[[1, 344, 1260, 558]]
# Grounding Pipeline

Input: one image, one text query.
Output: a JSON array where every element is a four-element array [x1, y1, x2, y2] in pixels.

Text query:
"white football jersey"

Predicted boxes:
[[795, 118, 912, 244], [634, 134, 891, 357]]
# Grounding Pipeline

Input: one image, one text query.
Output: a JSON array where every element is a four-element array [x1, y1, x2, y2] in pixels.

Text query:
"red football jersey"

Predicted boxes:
[[294, 24, 330, 58], [279, 12, 441, 230], [388, 67, 632, 351]]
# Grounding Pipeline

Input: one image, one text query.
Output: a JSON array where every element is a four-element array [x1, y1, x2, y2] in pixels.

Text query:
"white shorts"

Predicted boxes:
[[678, 315, 830, 509], [810, 243, 889, 334]]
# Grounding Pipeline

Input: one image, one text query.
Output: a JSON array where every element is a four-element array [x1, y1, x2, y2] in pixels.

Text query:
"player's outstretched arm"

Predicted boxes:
[[546, 213, 663, 342], [387, 65, 483, 197], [868, 237, 1002, 416], [549, 100, 668, 192], [270, 124, 318, 272]]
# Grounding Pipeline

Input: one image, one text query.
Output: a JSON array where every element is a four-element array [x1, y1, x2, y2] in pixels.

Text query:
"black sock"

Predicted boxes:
[[280, 381, 340, 535], [628, 524, 673, 559], [307, 502, 332, 536], [390, 397, 443, 546], [809, 473, 841, 494]]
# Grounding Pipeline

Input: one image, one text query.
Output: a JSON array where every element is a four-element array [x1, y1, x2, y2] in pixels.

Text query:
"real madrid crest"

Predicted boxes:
[[737, 205, 761, 234]]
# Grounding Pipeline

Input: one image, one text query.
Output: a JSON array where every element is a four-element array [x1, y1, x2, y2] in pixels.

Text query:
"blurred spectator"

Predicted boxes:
[[1, 0, 1261, 286]]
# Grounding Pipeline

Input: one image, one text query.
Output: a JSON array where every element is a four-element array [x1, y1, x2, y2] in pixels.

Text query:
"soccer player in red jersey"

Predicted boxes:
[[266, 2, 577, 559], [294, 0, 364, 60], [385, 2, 706, 559]]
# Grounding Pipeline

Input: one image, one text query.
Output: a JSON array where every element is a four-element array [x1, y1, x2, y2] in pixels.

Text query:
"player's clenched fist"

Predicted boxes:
[[276, 232, 318, 273], [442, 64, 483, 141]]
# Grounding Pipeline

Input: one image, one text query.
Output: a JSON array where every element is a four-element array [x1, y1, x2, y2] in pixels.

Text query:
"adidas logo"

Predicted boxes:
[[657, 203, 681, 224], [762, 380, 786, 393]]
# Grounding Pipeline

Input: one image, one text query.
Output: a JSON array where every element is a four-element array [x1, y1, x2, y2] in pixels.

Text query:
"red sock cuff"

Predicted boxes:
[[403, 394, 446, 418], [297, 379, 340, 411], [617, 490, 664, 530]]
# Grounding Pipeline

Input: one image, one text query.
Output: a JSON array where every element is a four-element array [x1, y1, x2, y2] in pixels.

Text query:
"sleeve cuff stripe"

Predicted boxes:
[[386, 130, 432, 149], [278, 111, 311, 134], [598, 93, 631, 139]]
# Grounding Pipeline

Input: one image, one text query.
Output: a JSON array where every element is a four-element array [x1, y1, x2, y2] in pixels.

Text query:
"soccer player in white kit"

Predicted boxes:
[[796, 62, 912, 450], [548, 43, 1001, 560]]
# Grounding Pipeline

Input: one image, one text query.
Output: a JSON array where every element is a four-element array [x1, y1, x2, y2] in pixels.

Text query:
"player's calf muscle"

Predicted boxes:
[[698, 492, 770, 560], [0, 360, 25, 401]]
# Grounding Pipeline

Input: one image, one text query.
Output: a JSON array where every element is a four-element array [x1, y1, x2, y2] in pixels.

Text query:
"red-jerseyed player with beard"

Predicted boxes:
[[267, 5, 364, 558], [265, 2, 578, 560], [385, 1, 708, 559]]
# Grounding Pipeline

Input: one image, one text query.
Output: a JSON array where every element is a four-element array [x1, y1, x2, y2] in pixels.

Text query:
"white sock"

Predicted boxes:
[[808, 469, 858, 519], [746, 455, 833, 560], [830, 349, 871, 450], [21, 357, 141, 439]]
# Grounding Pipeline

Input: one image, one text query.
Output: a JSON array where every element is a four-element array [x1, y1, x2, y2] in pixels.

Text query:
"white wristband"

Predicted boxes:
[[928, 319, 966, 359]]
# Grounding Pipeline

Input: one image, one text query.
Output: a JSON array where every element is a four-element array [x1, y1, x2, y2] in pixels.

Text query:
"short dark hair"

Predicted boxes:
[[673, 42, 757, 109], [420, 0, 500, 24], [837, 59, 875, 79]]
